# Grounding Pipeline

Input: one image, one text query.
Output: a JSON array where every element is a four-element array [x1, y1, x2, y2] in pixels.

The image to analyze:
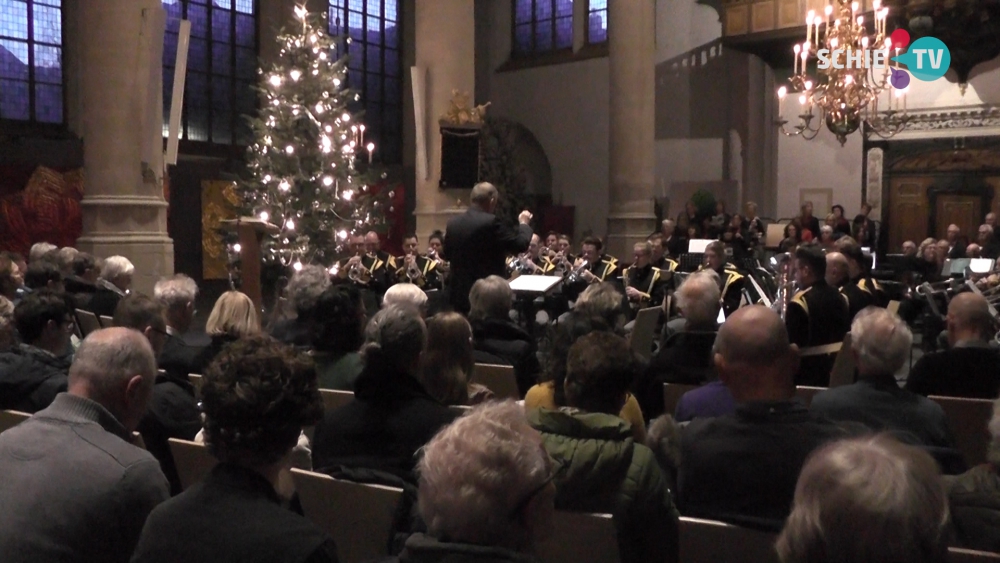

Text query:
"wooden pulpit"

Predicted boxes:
[[220, 217, 279, 311]]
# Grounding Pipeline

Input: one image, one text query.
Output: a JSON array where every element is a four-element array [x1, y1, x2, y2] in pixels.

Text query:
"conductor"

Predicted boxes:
[[444, 182, 533, 314]]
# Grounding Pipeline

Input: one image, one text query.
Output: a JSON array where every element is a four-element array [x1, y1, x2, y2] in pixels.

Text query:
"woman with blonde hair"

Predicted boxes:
[[421, 312, 493, 406], [194, 290, 261, 370]]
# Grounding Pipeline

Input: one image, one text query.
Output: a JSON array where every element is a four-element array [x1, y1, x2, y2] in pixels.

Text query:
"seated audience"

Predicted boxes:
[[979, 224, 1000, 259], [270, 265, 331, 347], [678, 306, 850, 530], [311, 306, 458, 481], [636, 272, 720, 420], [0, 254, 20, 301], [153, 274, 210, 377], [0, 328, 169, 562], [24, 259, 64, 294], [0, 291, 73, 412], [902, 240, 918, 257], [947, 397, 1000, 552], [468, 275, 540, 395], [526, 312, 647, 441], [88, 255, 134, 317], [64, 252, 99, 309], [312, 285, 366, 390], [574, 281, 628, 330], [115, 294, 201, 495], [132, 335, 336, 563], [0, 296, 14, 352], [54, 247, 79, 277], [811, 308, 953, 450], [529, 331, 678, 563], [396, 402, 555, 563], [28, 242, 57, 264], [193, 290, 261, 369], [776, 435, 949, 563], [779, 222, 801, 252], [906, 292, 1000, 398], [421, 312, 493, 406], [382, 282, 429, 316]]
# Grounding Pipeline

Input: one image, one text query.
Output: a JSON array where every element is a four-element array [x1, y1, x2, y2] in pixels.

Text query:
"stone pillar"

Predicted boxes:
[[413, 0, 476, 242], [75, 0, 173, 295], [606, 0, 657, 258]]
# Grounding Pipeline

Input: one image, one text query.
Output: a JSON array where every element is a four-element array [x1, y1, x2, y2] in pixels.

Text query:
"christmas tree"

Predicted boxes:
[[239, 6, 387, 269]]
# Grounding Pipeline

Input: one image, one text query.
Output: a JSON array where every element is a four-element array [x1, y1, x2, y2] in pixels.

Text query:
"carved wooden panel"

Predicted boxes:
[[888, 177, 931, 251], [751, 1, 775, 32], [936, 195, 981, 242], [890, 149, 1000, 174], [725, 5, 749, 35], [778, 0, 801, 27]]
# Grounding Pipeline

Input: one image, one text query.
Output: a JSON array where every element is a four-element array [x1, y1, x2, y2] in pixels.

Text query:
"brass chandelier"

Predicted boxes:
[[776, 0, 911, 145]]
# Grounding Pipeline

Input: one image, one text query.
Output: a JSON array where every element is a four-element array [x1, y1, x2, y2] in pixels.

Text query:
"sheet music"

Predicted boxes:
[[508, 275, 562, 294]]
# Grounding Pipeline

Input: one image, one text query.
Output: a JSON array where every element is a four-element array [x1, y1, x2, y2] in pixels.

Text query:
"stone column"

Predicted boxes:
[[75, 0, 173, 295], [413, 0, 476, 242], [606, 0, 657, 258]]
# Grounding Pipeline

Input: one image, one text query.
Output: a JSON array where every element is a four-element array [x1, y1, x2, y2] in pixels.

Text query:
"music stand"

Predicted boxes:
[[509, 275, 563, 336]]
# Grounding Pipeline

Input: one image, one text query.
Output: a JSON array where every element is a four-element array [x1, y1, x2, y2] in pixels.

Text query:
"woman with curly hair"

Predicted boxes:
[[132, 335, 336, 563], [312, 285, 366, 390]]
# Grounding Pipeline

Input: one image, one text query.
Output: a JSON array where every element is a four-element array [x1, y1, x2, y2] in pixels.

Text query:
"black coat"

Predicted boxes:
[[636, 331, 718, 420], [64, 275, 97, 310], [138, 371, 203, 496], [0, 344, 70, 413], [443, 208, 532, 314], [311, 368, 459, 483], [947, 464, 1000, 553], [86, 287, 123, 318], [905, 345, 1000, 399], [158, 331, 211, 377], [132, 463, 338, 563], [470, 317, 541, 396]]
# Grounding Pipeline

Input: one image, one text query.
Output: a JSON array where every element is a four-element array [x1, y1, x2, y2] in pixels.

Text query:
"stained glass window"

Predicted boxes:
[[512, 0, 572, 57], [587, 0, 607, 44], [329, 0, 402, 165], [162, 0, 257, 146], [0, 0, 63, 124]]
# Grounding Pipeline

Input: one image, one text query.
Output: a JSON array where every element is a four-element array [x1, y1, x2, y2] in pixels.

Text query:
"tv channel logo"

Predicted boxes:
[[814, 29, 950, 89]]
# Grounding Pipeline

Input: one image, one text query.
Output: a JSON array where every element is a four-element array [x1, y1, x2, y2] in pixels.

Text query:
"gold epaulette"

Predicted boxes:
[[791, 286, 812, 315]]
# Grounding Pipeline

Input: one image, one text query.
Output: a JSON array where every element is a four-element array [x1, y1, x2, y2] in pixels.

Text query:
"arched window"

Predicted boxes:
[[512, 0, 573, 57], [162, 0, 257, 147], [329, 0, 402, 165], [0, 0, 64, 123]]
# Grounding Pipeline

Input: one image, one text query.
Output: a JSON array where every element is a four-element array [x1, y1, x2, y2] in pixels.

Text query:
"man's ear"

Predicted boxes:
[[124, 374, 146, 405], [713, 353, 728, 384]]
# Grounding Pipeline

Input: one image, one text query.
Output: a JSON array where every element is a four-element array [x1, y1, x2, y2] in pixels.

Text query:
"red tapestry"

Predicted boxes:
[[0, 166, 84, 255]]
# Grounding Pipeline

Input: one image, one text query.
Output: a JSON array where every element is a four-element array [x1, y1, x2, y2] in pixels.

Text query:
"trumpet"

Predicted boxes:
[[509, 252, 537, 275], [348, 257, 372, 284], [565, 259, 591, 284], [405, 255, 423, 282]]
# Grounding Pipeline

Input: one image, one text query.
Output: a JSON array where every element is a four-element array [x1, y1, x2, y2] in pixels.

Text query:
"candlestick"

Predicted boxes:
[[777, 86, 787, 118], [794, 43, 801, 74]]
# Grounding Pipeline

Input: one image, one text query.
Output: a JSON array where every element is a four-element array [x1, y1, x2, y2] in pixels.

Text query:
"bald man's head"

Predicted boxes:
[[69, 327, 157, 432], [714, 306, 797, 402], [947, 292, 992, 346], [364, 231, 381, 254], [825, 252, 849, 287]]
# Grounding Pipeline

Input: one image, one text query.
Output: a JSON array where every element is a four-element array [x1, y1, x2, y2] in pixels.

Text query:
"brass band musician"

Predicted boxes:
[[396, 234, 442, 291], [698, 241, 744, 317], [623, 241, 670, 312]]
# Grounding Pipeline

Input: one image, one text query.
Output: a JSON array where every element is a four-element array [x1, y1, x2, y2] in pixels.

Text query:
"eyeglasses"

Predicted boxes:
[[508, 457, 564, 520]]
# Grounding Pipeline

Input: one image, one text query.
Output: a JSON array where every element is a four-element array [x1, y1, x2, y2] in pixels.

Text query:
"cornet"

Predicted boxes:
[[565, 260, 591, 284], [348, 258, 372, 284], [405, 255, 423, 282]]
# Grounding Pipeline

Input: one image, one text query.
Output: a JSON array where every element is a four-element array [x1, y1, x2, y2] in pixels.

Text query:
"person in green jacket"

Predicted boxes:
[[527, 331, 679, 563]]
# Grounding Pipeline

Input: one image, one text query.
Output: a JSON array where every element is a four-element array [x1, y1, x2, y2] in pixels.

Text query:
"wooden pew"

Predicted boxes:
[[0, 410, 31, 434], [99, 315, 114, 328], [168, 438, 217, 491], [291, 468, 404, 563], [794, 386, 825, 407], [471, 363, 519, 400], [950, 548, 1000, 563], [320, 388, 355, 412], [188, 374, 204, 399], [630, 306, 661, 363], [662, 383, 699, 418], [679, 517, 779, 563], [930, 395, 993, 468], [536, 512, 620, 563]]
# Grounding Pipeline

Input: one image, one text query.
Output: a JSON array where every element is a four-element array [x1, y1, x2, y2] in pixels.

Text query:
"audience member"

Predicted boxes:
[[0, 254, 20, 301], [311, 306, 458, 481], [54, 247, 79, 277], [0, 296, 15, 352], [574, 281, 627, 329], [421, 312, 493, 406], [947, 224, 966, 259], [153, 274, 209, 377], [786, 243, 850, 386], [312, 285, 366, 390], [646, 414, 683, 492], [947, 397, 1000, 552], [903, 240, 918, 257], [678, 306, 849, 530], [0, 291, 73, 412], [968, 243, 983, 259], [382, 282, 429, 316], [28, 241, 57, 264], [526, 312, 647, 441], [776, 435, 949, 563], [830, 204, 851, 236], [906, 292, 1000, 398], [799, 203, 821, 240], [979, 224, 1000, 259], [24, 260, 64, 293], [529, 331, 679, 563], [0, 328, 169, 563], [64, 252, 99, 309], [271, 265, 331, 347], [468, 275, 540, 395], [637, 272, 720, 420], [811, 308, 953, 450], [89, 256, 134, 317], [193, 290, 261, 369], [131, 335, 336, 563], [397, 402, 554, 563], [115, 294, 201, 495]]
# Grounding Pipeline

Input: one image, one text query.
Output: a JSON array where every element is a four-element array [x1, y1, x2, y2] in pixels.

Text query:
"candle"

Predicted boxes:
[[794, 43, 801, 74], [359, 124, 365, 146], [366, 142, 375, 164], [777, 86, 787, 118]]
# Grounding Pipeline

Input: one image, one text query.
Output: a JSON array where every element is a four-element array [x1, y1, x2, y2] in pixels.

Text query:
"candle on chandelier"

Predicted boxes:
[[807, 10, 815, 43], [794, 44, 801, 74], [777, 86, 787, 118], [825, 4, 833, 24]]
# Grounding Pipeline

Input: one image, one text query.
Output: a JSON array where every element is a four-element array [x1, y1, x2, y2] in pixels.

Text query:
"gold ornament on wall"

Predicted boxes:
[[441, 89, 491, 126]]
